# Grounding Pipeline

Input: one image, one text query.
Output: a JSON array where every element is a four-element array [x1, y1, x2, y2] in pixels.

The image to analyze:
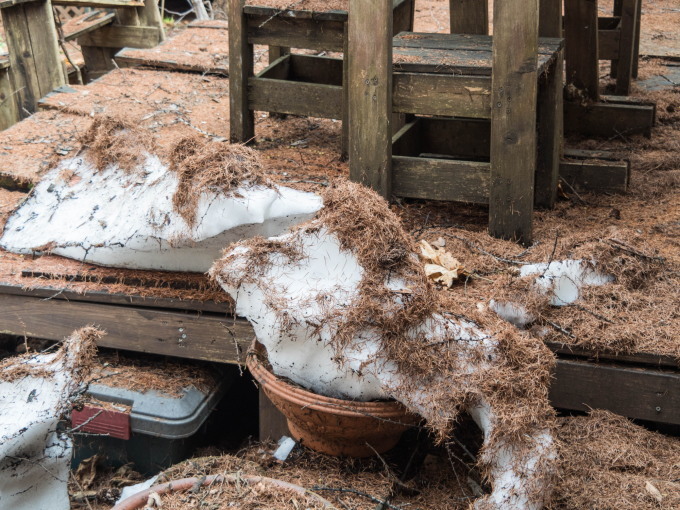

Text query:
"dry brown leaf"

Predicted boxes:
[[74, 455, 99, 490], [419, 240, 468, 287]]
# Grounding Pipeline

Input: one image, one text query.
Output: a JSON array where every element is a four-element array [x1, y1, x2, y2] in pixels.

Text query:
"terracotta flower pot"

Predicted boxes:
[[247, 341, 420, 457], [112, 474, 334, 510]]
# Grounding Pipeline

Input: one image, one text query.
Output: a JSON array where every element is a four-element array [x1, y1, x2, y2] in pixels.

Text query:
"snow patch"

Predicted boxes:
[[0, 155, 322, 271]]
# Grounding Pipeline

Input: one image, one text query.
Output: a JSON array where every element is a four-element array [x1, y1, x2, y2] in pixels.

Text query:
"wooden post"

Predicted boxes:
[[449, 0, 488, 35], [632, 0, 641, 78], [489, 0, 539, 244], [535, 48, 564, 208], [228, 0, 254, 143], [614, 0, 639, 95], [259, 388, 290, 441], [564, 0, 599, 101], [2, 1, 66, 118], [347, 0, 393, 198], [539, 0, 561, 38]]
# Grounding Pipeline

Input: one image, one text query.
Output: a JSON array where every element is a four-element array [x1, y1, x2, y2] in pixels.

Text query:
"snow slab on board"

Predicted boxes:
[[0, 155, 322, 272], [0, 329, 97, 510]]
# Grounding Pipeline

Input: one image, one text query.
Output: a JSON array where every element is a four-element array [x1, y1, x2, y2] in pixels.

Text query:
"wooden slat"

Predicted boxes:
[[52, 0, 144, 7], [488, 0, 539, 244], [546, 341, 679, 370], [246, 15, 345, 52], [560, 155, 630, 194], [0, 283, 230, 314], [62, 11, 115, 42], [392, 73, 491, 118], [393, 33, 562, 56], [392, 155, 490, 204], [0, 0, 37, 8], [550, 359, 680, 425], [0, 292, 251, 363], [599, 28, 621, 60], [229, 0, 254, 143], [449, 0, 488, 35], [564, 100, 655, 137], [243, 4, 348, 22], [77, 25, 161, 49], [249, 78, 342, 119], [348, 0, 393, 198], [564, 0, 600, 100], [259, 388, 291, 441]]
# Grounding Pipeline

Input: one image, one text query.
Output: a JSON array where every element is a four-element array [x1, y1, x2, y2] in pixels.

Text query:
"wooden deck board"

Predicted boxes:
[[60, 10, 115, 42], [116, 24, 229, 75]]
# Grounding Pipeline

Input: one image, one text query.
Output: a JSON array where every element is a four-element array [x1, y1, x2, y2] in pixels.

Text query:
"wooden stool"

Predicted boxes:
[[228, 0, 415, 153]]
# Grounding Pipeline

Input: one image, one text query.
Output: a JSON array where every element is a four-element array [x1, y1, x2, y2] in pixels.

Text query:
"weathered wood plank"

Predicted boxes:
[[229, 0, 254, 143], [259, 388, 291, 441], [599, 27, 621, 60], [614, 0, 639, 95], [535, 48, 563, 208], [449, 0, 488, 35], [392, 156, 490, 203], [393, 33, 562, 56], [0, 283, 230, 314], [539, 0, 561, 38], [546, 342, 679, 370], [550, 359, 680, 425], [564, 99, 655, 137], [246, 15, 345, 52], [392, 72, 491, 118], [0, 293, 251, 363], [0, 0, 39, 8], [488, 0, 539, 244], [249, 78, 342, 119], [62, 11, 116, 42], [560, 152, 630, 194], [77, 25, 161, 49], [564, 0, 600, 100], [348, 0, 393, 198]]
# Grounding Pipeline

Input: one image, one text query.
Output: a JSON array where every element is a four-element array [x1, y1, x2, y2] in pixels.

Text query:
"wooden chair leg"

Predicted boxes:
[[449, 0, 489, 35], [535, 49, 564, 209], [615, 0, 639, 95], [229, 0, 254, 143], [564, 0, 600, 101]]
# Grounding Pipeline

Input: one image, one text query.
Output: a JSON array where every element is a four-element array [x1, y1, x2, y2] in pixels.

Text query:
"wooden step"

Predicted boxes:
[[60, 10, 115, 42]]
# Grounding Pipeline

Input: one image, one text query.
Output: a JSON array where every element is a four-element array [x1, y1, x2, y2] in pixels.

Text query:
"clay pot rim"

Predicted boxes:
[[111, 473, 335, 510], [246, 340, 419, 422]]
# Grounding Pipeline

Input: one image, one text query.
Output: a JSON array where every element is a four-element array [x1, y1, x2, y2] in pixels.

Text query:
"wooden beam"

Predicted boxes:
[[229, 0, 254, 143], [564, 98, 655, 137], [449, 0, 488, 35], [0, 292, 251, 363], [77, 25, 161, 49], [550, 359, 680, 426], [62, 11, 116, 42], [564, 0, 600, 101], [348, 0, 393, 198], [489, 0, 539, 244], [0, 67, 20, 130], [539, 0, 562, 38], [560, 151, 630, 194]]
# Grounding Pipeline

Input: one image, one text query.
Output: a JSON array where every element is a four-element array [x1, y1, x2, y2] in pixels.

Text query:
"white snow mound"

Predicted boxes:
[[0, 155, 322, 271]]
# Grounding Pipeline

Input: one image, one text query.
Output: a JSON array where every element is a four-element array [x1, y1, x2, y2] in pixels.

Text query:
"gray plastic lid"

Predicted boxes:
[[87, 372, 230, 439]]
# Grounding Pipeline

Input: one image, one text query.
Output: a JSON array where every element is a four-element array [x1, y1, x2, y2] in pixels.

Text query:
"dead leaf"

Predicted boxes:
[[419, 240, 468, 287], [645, 481, 663, 503], [74, 454, 99, 490]]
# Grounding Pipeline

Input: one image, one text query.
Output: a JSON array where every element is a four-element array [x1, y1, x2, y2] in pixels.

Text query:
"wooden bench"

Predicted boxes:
[[228, 0, 415, 155]]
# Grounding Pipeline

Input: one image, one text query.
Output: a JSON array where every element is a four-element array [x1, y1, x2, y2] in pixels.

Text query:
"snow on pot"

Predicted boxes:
[[211, 181, 557, 510], [0, 327, 101, 510], [247, 340, 420, 457], [112, 473, 334, 510], [0, 117, 322, 272]]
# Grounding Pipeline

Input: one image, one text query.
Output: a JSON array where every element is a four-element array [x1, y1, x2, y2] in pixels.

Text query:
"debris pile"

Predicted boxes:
[[212, 181, 557, 510]]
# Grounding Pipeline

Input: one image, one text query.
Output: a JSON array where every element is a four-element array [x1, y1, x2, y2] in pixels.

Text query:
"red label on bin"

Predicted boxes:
[[72, 404, 131, 440]]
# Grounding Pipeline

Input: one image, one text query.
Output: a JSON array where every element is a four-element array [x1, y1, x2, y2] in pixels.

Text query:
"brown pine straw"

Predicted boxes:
[[549, 410, 680, 510], [212, 180, 557, 501]]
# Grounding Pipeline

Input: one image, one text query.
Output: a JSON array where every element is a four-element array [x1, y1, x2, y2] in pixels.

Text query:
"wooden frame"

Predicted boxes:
[[228, 0, 415, 159]]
